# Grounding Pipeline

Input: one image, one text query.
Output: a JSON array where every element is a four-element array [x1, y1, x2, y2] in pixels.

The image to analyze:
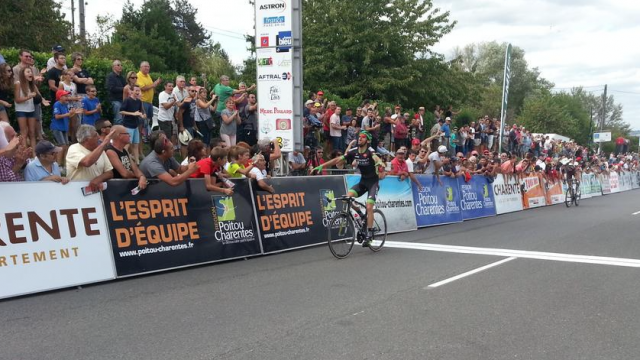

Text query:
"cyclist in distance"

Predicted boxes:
[[312, 130, 386, 247]]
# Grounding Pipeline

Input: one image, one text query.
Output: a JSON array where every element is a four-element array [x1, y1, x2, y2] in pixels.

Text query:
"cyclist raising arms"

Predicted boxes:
[[312, 130, 386, 247]]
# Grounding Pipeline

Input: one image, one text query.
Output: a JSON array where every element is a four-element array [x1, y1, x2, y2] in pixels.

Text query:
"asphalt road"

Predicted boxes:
[[3, 191, 640, 360]]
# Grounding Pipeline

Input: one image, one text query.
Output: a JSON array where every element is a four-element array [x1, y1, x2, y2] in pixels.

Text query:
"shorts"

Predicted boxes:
[[126, 127, 141, 144], [348, 177, 379, 204], [158, 120, 173, 137], [16, 111, 36, 118], [52, 130, 69, 145]]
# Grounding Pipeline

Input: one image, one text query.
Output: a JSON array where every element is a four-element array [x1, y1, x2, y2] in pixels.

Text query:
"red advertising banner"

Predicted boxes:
[[520, 174, 547, 209]]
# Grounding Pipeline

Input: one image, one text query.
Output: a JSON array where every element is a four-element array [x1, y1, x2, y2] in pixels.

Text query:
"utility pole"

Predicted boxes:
[[70, 0, 76, 42], [79, 0, 86, 45]]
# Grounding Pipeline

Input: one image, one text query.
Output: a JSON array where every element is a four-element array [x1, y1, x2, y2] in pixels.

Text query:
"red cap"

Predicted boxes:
[[576, 157, 582, 162], [411, 139, 420, 145], [56, 89, 71, 101], [545, 157, 552, 162], [317, 91, 324, 95]]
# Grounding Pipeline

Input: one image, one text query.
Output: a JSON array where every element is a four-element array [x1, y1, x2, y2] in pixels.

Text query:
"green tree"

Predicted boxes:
[[0, 0, 71, 52], [451, 42, 554, 117], [302, 0, 455, 107]]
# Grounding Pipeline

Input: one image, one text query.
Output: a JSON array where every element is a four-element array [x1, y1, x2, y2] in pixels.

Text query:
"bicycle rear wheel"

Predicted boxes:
[[328, 213, 356, 259], [574, 185, 580, 206], [368, 209, 387, 252], [565, 186, 573, 208]]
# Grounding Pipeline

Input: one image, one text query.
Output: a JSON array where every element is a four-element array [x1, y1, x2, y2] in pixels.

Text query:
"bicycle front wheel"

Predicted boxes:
[[369, 209, 387, 252], [328, 213, 356, 259], [565, 186, 573, 208]]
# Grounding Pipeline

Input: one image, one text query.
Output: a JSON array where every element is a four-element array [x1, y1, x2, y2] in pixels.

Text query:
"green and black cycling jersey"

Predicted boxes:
[[343, 146, 381, 180]]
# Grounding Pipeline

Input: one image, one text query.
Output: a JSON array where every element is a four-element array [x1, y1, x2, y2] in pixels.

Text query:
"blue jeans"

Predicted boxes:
[[143, 102, 153, 135], [112, 100, 123, 125]]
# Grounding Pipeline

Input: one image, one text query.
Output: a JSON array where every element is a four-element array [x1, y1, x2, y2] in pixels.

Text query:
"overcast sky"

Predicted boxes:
[[73, 0, 640, 130]]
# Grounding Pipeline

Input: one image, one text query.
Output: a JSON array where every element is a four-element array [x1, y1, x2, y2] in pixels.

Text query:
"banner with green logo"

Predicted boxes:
[[102, 179, 261, 277]]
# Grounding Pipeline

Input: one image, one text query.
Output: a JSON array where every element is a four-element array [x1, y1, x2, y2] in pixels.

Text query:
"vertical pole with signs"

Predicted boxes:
[[498, 43, 512, 154], [255, 0, 296, 152]]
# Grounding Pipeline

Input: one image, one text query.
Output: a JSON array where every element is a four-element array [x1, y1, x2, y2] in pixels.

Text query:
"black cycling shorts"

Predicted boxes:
[[348, 177, 379, 204]]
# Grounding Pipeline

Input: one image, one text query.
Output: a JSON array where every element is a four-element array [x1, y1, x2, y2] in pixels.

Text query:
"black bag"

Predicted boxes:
[[204, 117, 215, 130], [33, 93, 43, 105]]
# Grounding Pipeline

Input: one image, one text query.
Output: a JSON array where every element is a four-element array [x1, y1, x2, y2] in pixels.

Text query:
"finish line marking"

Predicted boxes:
[[427, 257, 517, 288], [383, 241, 640, 268], [632, 211, 640, 215]]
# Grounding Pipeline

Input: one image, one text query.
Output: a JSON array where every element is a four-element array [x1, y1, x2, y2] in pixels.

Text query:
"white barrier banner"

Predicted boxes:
[[632, 172, 640, 189], [609, 172, 620, 193], [493, 174, 523, 214], [601, 173, 611, 194], [0, 182, 115, 299]]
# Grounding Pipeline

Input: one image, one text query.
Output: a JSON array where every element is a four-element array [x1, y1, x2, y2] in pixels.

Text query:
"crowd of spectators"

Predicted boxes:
[[0, 48, 638, 191]]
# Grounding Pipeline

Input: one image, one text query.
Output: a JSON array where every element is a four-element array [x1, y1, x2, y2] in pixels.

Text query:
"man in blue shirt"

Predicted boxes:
[[24, 141, 69, 183], [441, 116, 451, 152]]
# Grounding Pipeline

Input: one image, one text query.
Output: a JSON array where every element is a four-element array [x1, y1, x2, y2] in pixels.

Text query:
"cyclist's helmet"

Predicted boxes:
[[359, 130, 372, 142]]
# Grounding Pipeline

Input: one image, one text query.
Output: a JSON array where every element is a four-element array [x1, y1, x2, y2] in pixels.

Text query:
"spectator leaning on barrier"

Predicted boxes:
[[226, 146, 253, 178], [250, 153, 275, 194], [425, 145, 449, 185], [0, 122, 31, 182], [307, 147, 326, 175], [257, 137, 281, 177], [24, 141, 69, 183], [66, 124, 115, 191], [194, 146, 233, 195], [389, 148, 423, 190], [106, 60, 125, 124], [105, 125, 147, 190], [139, 135, 198, 186]]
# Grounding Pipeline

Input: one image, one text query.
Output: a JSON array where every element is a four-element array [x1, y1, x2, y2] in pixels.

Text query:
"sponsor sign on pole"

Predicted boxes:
[[593, 132, 612, 143], [412, 175, 463, 227], [254, 176, 347, 253], [102, 179, 261, 277], [346, 175, 418, 233], [493, 174, 524, 214], [256, 0, 295, 151], [460, 176, 496, 220], [520, 174, 547, 209], [0, 182, 115, 299], [498, 43, 512, 154]]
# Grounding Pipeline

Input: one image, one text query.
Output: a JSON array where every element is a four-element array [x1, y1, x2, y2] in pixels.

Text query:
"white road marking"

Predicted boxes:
[[632, 211, 640, 215], [384, 241, 640, 268], [427, 257, 517, 288]]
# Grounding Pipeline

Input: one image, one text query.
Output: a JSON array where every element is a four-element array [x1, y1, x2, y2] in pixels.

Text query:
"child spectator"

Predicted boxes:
[[82, 85, 101, 126], [227, 146, 253, 178], [51, 90, 81, 167], [197, 146, 233, 195]]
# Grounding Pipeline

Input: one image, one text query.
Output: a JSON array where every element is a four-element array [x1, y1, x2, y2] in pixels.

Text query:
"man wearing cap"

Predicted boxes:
[[425, 145, 448, 185], [441, 117, 452, 152], [287, 148, 307, 176], [66, 124, 116, 191], [389, 148, 423, 190], [105, 125, 147, 190], [329, 106, 345, 151], [24, 141, 69, 183], [47, 45, 67, 71]]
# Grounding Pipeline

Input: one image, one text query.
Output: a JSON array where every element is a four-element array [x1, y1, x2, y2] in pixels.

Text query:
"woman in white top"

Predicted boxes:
[[14, 67, 49, 156], [58, 69, 82, 142]]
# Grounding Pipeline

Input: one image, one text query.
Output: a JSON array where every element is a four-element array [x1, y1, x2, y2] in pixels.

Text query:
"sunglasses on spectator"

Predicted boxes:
[[130, 76, 137, 79]]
